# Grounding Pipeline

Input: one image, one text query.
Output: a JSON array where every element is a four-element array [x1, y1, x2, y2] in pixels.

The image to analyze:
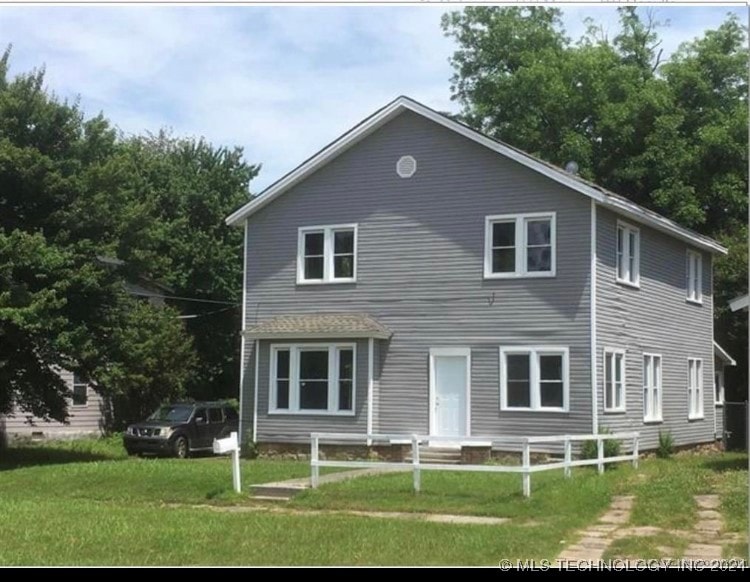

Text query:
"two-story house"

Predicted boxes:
[[226, 96, 734, 452]]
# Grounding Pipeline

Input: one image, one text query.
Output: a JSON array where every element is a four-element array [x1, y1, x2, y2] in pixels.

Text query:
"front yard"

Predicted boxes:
[[0, 437, 746, 565]]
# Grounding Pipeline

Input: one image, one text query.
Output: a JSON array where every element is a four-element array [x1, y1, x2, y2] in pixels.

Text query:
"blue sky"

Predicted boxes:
[[0, 5, 744, 192]]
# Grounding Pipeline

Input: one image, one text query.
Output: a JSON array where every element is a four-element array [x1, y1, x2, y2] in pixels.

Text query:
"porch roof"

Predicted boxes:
[[243, 313, 392, 340], [714, 341, 736, 367]]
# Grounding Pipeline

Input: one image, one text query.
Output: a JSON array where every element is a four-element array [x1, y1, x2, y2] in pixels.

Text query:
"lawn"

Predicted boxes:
[[0, 437, 747, 565]]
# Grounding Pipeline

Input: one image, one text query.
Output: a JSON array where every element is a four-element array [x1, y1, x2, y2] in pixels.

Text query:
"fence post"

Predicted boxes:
[[632, 433, 639, 469], [411, 434, 421, 493], [564, 436, 572, 478], [597, 436, 604, 475], [311, 434, 320, 488], [522, 438, 531, 498]]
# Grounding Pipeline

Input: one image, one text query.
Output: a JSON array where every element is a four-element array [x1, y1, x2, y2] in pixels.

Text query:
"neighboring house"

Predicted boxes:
[[227, 96, 732, 451], [2, 260, 172, 440]]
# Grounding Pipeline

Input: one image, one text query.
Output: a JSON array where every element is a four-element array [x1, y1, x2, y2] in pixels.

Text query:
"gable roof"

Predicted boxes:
[[226, 96, 726, 255]]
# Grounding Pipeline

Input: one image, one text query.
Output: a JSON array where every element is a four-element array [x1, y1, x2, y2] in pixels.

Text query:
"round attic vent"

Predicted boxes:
[[396, 155, 417, 178]]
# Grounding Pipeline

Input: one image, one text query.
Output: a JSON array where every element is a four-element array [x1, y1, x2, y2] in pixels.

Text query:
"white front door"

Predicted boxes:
[[430, 348, 470, 437]]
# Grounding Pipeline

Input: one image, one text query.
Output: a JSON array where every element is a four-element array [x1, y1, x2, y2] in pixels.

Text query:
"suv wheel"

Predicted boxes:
[[173, 435, 189, 459]]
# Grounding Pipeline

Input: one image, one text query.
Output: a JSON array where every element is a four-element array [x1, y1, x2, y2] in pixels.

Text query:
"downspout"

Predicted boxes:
[[237, 220, 248, 444]]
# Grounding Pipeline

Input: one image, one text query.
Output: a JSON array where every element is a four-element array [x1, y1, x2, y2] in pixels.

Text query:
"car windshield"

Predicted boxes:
[[148, 405, 193, 423]]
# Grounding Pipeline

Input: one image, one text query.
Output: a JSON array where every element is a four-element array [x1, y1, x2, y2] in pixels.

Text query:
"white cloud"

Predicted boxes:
[[0, 5, 742, 192]]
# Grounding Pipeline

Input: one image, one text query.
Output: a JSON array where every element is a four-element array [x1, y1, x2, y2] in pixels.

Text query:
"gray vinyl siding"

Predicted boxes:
[[2, 369, 105, 437], [596, 207, 715, 449], [244, 110, 593, 441], [255, 338, 369, 442]]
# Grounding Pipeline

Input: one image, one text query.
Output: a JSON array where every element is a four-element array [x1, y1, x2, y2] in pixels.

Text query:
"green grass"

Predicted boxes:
[[603, 534, 689, 561], [627, 452, 747, 531], [0, 438, 747, 565]]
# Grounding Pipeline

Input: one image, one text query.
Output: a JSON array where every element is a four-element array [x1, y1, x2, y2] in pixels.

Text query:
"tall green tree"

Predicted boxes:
[[443, 7, 748, 393], [0, 49, 257, 427]]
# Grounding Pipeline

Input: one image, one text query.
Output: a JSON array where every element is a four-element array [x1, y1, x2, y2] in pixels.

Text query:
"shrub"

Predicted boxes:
[[241, 431, 259, 459], [657, 430, 674, 459], [580, 427, 621, 465]]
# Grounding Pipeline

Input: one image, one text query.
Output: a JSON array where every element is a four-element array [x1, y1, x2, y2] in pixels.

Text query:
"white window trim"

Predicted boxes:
[[714, 368, 725, 407], [499, 346, 569, 412], [643, 352, 663, 423], [616, 220, 640, 288], [296, 224, 358, 285], [686, 249, 703, 305], [688, 357, 704, 420], [603, 347, 627, 414], [269, 342, 356, 416], [484, 212, 557, 279]]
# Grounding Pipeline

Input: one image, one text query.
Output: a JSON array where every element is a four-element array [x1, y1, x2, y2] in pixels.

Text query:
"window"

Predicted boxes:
[[72, 373, 88, 406], [499, 347, 568, 411], [688, 358, 703, 420], [616, 222, 640, 287], [485, 213, 556, 278], [270, 344, 356, 414], [643, 354, 662, 422], [714, 369, 724, 406], [297, 225, 357, 284], [603, 349, 626, 413], [686, 250, 703, 304], [208, 408, 223, 423]]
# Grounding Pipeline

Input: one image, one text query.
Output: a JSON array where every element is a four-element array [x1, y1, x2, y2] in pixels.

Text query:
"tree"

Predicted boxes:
[[0, 48, 256, 427], [443, 7, 748, 392]]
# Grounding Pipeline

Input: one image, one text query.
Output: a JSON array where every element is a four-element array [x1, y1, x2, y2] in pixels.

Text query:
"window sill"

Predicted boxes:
[[643, 418, 663, 425], [485, 272, 555, 280], [268, 410, 356, 417], [615, 278, 640, 290], [688, 414, 704, 421], [715, 402, 724, 407], [500, 407, 569, 414], [686, 298, 703, 306], [296, 279, 356, 286], [603, 409, 627, 415]]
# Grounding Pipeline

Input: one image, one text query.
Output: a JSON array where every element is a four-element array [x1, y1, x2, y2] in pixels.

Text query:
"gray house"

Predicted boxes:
[[227, 96, 733, 451]]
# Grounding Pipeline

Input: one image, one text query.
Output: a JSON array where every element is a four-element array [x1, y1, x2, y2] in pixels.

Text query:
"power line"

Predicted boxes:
[[129, 292, 239, 306]]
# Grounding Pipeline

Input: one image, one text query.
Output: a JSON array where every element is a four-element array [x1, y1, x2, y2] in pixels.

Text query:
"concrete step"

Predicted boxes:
[[250, 494, 293, 502], [250, 484, 308, 499]]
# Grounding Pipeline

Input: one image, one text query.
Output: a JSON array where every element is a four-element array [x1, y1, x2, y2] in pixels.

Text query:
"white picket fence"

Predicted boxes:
[[310, 432, 640, 497]]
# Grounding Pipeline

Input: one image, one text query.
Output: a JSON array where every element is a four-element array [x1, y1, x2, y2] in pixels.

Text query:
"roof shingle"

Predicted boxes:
[[244, 313, 391, 340]]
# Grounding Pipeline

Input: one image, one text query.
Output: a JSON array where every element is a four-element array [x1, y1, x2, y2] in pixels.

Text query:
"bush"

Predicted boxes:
[[580, 427, 621, 464], [241, 431, 259, 459], [657, 430, 674, 459]]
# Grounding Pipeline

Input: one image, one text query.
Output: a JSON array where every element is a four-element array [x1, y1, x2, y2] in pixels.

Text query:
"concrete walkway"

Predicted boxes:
[[251, 466, 407, 500], [557, 493, 737, 563]]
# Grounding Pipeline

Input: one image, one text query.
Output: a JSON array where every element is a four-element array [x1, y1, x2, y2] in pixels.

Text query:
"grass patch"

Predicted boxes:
[[603, 534, 689, 561], [723, 542, 749, 560]]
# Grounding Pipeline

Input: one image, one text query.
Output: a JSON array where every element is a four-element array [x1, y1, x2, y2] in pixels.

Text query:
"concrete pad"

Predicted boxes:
[[684, 543, 722, 560], [697, 509, 721, 520], [600, 509, 631, 524], [694, 495, 720, 510]]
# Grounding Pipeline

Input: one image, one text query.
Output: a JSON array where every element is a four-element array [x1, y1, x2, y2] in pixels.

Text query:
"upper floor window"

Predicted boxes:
[[603, 348, 626, 413], [484, 213, 556, 279], [297, 224, 357, 284], [499, 346, 568, 412], [686, 250, 703, 304], [270, 344, 355, 415], [72, 372, 88, 407], [616, 221, 640, 287], [688, 358, 703, 420]]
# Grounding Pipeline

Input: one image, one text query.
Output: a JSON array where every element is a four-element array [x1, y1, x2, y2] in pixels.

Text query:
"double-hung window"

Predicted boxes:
[[499, 347, 568, 412], [297, 224, 357, 284], [643, 354, 662, 422], [688, 358, 703, 420], [72, 372, 88, 406], [603, 348, 626, 413], [714, 369, 724, 406], [270, 344, 355, 415], [485, 213, 556, 278], [686, 250, 703, 304], [616, 222, 640, 287]]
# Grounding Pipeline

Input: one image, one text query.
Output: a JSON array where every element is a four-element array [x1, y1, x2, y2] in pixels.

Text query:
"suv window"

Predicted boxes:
[[194, 408, 208, 423], [208, 408, 223, 423], [224, 407, 238, 421]]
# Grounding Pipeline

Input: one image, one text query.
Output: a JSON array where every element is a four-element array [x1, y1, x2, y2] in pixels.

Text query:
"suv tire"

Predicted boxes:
[[173, 435, 189, 459]]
